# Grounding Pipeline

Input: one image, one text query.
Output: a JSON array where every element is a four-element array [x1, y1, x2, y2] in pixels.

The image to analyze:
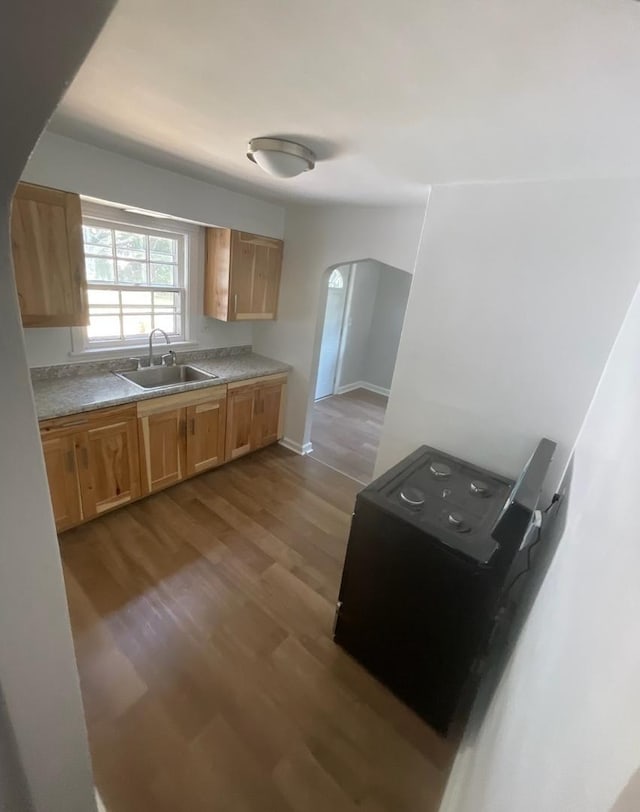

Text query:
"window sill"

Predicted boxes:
[[68, 340, 199, 361]]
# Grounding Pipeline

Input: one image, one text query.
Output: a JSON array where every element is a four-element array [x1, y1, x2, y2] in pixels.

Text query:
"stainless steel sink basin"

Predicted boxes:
[[114, 364, 218, 390]]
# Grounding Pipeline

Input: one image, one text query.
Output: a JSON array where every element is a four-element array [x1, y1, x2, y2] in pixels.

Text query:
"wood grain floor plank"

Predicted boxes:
[[60, 444, 453, 811], [311, 389, 388, 483]]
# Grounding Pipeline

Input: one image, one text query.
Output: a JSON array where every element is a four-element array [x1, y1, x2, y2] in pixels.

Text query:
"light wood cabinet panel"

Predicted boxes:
[[11, 182, 88, 327], [40, 433, 83, 532], [204, 227, 283, 322], [79, 414, 141, 518], [138, 407, 186, 496], [225, 384, 256, 460], [226, 374, 287, 459], [186, 394, 227, 475], [253, 380, 286, 449]]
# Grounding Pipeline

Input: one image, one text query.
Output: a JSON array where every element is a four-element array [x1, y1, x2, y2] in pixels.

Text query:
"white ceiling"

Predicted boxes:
[[50, 0, 640, 205]]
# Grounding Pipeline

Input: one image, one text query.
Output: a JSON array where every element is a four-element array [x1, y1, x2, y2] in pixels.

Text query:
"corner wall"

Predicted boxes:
[[252, 200, 427, 451], [377, 178, 640, 491], [337, 261, 381, 391]]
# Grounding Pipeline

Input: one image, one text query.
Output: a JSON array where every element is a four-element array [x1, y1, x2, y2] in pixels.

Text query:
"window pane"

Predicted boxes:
[[121, 290, 152, 307], [153, 290, 177, 307], [123, 314, 153, 337], [87, 315, 121, 340], [117, 260, 146, 284], [84, 244, 112, 257], [149, 236, 177, 261], [85, 257, 115, 282], [154, 313, 178, 334], [82, 219, 186, 347], [87, 288, 119, 305], [150, 263, 176, 285], [115, 230, 146, 251], [116, 247, 146, 261], [83, 226, 112, 250]]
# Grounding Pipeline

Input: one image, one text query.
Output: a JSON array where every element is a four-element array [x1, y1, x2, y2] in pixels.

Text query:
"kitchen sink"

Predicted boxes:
[[114, 364, 218, 390]]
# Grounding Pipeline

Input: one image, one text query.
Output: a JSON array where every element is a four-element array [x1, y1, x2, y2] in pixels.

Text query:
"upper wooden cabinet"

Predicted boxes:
[[11, 182, 88, 328], [204, 228, 283, 321]]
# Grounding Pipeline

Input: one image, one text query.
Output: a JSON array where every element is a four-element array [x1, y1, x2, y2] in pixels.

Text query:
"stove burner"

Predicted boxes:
[[470, 479, 490, 497], [430, 461, 451, 480], [447, 511, 470, 533], [399, 487, 426, 508]]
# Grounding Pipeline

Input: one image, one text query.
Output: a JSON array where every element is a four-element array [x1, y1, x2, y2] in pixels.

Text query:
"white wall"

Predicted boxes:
[[20, 131, 286, 367], [23, 131, 285, 236], [338, 261, 381, 389], [252, 200, 426, 451], [363, 265, 412, 392], [440, 276, 640, 812], [1, 3, 115, 811], [378, 179, 640, 491], [336, 260, 412, 394]]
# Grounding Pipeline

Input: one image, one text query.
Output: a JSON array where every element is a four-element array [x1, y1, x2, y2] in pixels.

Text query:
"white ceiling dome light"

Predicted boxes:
[[247, 137, 316, 179]]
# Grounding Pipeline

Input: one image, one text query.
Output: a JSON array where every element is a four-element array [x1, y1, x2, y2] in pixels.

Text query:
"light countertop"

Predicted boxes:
[[32, 351, 290, 421]]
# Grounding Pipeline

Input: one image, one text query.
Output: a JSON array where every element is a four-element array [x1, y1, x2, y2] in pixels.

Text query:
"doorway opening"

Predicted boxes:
[[310, 259, 411, 484]]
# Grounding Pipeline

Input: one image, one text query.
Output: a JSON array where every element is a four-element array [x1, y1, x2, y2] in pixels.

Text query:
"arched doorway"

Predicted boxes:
[[315, 265, 350, 400], [310, 259, 411, 483]]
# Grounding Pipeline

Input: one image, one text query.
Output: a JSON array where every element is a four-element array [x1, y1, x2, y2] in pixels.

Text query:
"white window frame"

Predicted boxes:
[[71, 202, 201, 357]]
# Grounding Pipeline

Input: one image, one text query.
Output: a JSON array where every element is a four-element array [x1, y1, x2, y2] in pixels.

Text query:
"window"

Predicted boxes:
[[329, 268, 345, 289], [80, 216, 187, 349]]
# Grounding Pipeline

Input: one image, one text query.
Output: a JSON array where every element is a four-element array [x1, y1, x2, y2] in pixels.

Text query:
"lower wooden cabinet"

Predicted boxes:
[[137, 386, 227, 496], [40, 373, 286, 531], [40, 433, 83, 532], [138, 405, 186, 495], [186, 396, 227, 475], [226, 383, 257, 460], [226, 374, 287, 460], [254, 378, 286, 449], [39, 405, 141, 532]]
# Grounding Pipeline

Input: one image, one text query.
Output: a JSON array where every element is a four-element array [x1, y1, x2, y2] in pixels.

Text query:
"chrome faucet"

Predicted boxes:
[[148, 328, 171, 367]]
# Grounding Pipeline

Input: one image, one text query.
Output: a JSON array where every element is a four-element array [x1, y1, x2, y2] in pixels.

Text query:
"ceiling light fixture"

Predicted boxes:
[[247, 137, 316, 179]]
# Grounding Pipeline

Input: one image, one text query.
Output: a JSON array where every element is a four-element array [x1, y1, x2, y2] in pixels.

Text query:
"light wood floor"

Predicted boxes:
[[61, 446, 454, 812], [310, 388, 388, 484]]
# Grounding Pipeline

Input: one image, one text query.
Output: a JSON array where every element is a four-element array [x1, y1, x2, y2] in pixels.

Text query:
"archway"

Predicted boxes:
[[308, 258, 412, 483]]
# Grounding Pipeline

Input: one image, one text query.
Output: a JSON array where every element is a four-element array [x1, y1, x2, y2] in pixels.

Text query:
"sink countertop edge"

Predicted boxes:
[[33, 353, 291, 421]]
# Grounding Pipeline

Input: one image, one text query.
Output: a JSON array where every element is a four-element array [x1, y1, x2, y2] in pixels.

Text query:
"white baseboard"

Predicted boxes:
[[335, 381, 390, 397], [279, 437, 314, 455]]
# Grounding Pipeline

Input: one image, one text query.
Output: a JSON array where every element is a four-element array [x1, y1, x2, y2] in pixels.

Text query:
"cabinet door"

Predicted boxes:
[[229, 231, 283, 320], [40, 433, 83, 532], [186, 394, 227, 476], [78, 413, 141, 518], [225, 384, 256, 460], [254, 381, 286, 449], [11, 182, 88, 327], [139, 408, 186, 495]]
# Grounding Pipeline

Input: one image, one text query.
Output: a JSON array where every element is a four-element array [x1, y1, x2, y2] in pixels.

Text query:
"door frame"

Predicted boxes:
[[330, 263, 355, 398], [315, 262, 354, 401]]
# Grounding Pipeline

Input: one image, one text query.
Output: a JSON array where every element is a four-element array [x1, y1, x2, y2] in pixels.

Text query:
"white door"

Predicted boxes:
[[315, 267, 350, 400]]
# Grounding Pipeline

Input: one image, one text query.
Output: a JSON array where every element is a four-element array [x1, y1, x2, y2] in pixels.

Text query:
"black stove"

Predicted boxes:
[[333, 439, 556, 734], [383, 447, 513, 564]]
